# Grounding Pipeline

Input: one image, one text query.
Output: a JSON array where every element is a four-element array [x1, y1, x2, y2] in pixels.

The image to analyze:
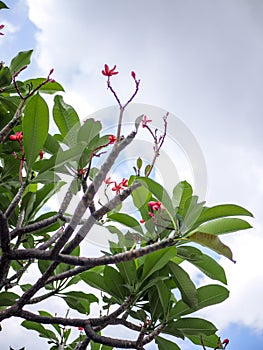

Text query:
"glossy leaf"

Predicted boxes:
[[61, 291, 98, 315], [141, 246, 177, 281], [9, 50, 33, 75], [108, 213, 144, 234], [187, 334, 221, 348], [77, 118, 102, 146], [194, 217, 252, 235], [104, 266, 127, 300], [172, 181, 193, 214], [170, 284, 229, 318], [176, 246, 227, 284], [156, 280, 170, 313], [168, 261, 198, 309], [137, 177, 175, 218], [38, 310, 61, 336], [81, 271, 110, 295], [22, 93, 49, 170], [188, 232, 235, 262], [173, 317, 217, 336], [0, 1, 9, 9], [156, 336, 181, 350], [53, 95, 80, 144], [196, 204, 253, 225], [117, 260, 137, 287], [0, 291, 19, 306], [24, 78, 64, 94], [0, 66, 12, 87], [21, 320, 58, 341]]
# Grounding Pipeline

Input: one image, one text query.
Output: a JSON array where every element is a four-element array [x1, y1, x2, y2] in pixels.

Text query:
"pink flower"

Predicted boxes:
[[104, 177, 114, 185], [148, 201, 161, 211], [0, 24, 4, 35], [140, 219, 145, 224], [9, 131, 23, 141], [120, 178, 128, 187], [108, 135, 117, 144], [142, 115, 152, 128], [102, 64, 118, 77], [112, 183, 124, 194]]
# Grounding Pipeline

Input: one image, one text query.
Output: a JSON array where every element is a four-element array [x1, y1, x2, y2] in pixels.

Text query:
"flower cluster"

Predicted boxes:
[[104, 177, 129, 195], [140, 201, 165, 224]]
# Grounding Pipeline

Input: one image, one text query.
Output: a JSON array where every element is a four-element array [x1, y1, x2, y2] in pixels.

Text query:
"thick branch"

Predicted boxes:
[[50, 130, 137, 257], [84, 321, 139, 349], [10, 212, 63, 239], [5, 184, 26, 219], [11, 238, 176, 267]]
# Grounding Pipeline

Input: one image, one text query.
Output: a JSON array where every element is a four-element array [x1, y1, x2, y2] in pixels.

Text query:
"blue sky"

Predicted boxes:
[[1, 0, 263, 349]]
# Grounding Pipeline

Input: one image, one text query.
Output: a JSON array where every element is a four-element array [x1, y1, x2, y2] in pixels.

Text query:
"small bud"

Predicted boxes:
[[39, 149, 44, 160], [131, 71, 136, 80]]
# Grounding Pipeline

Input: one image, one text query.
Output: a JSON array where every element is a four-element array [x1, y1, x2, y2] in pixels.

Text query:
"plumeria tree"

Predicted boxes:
[[0, 3, 253, 350]]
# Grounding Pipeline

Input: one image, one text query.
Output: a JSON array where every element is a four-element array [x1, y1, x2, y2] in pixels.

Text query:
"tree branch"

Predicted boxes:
[[10, 237, 176, 267], [5, 184, 26, 219], [0, 100, 25, 144], [10, 212, 63, 239]]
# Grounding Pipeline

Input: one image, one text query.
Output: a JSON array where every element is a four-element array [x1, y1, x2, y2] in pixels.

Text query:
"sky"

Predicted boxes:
[[1, 0, 263, 349]]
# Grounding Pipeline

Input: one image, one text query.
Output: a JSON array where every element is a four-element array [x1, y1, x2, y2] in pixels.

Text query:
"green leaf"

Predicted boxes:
[[43, 133, 62, 155], [194, 217, 252, 235], [104, 266, 127, 300], [24, 78, 64, 94], [61, 291, 98, 315], [81, 271, 107, 293], [0, 1, 9, 9], [77, 118, 102, 146], [53, 95, 80, 145], [117, 260, 137, 287], [9, 50, 33, 75], [170, 284, 229, 318], [168, 261, 198, 309], [176, 246, 227, 284], [141, 246, 177, 281], [196, 204, 253, 225], [156, 336, 181, 350], [38, 310, 61, 335], [156, 280, 170, 313], [137, 177, 175, 219], [35, 142, 87, 175], [187, 334, 221, 348], [172, 181, 193, 214], [188, 232, 235, 262], [108, 213, 144, 234], [0, 66, 12, 87], [0, 292, 19, 306], [22, 93, 49, 170], [21, 320, 58, 341], [172, 317, 217, 336]]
